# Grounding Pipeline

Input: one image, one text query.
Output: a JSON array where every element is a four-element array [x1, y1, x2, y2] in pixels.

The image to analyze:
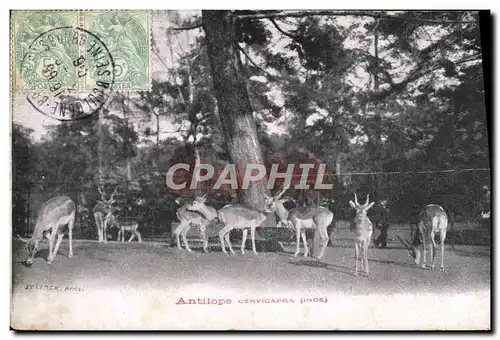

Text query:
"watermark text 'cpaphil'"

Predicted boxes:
[[165, 163, 334, 190]]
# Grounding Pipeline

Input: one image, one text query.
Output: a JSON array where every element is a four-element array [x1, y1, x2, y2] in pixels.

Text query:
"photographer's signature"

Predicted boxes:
[[24, 284, 84, 292]]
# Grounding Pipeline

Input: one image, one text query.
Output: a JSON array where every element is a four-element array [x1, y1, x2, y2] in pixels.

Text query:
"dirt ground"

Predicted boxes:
[[11, 226, 491, 296]]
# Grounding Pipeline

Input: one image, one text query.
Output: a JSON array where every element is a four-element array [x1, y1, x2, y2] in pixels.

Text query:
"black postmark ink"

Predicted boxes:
[[20, 26, 115, 121]]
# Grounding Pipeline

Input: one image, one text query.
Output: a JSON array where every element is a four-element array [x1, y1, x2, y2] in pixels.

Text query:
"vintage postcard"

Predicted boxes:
[[10, 10, 491, 330]]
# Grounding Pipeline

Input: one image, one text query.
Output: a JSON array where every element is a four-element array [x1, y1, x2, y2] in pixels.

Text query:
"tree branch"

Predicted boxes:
[[236, 10, 478, 24], [269, 18, 298, 40], [236, 44, 278, 81], [455, 53, 482, 65], [167, 22, 202, 31]]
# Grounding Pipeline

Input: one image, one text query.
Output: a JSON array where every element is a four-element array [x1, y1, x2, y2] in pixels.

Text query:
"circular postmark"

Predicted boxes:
[[20, 26, 115, 121]]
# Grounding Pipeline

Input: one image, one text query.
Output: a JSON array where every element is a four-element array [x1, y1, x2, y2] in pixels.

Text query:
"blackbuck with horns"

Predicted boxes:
[[17, 196, 76, 265], [349, 193, 374, 277], [93, 185, 118, 243], [264, 187, 334, 259], [396, 204, 448, 271]]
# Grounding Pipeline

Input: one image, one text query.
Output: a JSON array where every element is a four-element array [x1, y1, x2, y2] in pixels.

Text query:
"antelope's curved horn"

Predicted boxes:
[[275, 186, 288, 200], [365, 194, 370, 205], [17, 234, 28, 243], [354, 193, 359, 205]]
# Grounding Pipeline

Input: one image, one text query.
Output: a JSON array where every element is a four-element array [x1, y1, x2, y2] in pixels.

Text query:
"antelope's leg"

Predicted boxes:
[[316, 227, 329, 260], [301, 230, 309, 257], [182, 224, 192, 252], [68, 217, 74, 259], [364, 240, 369, 276], [429, 233, 437, 270], [241, 229, 248, 255], [250, 227, 257, 255], [294, 226, 301, 257], [419, 233, 426, 268], [219, 225, 231, 254], [329, 228, 336, 247], [103, 219, 108, 243], [354, 241, 360, 276], [439, 230, 446, 271], [47, 225, 57, 262], [174, 222, 185, 249], [95, 214, 103, 243], [223, 229, 235, 255], [128, 232, 135, 242], [136, 230, 142, 243], [200, 226, 208, 252], [49, 232, 64, 264]]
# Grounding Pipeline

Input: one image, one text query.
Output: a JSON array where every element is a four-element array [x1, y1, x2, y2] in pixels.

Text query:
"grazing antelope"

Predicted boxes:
[[264, 187, 334, 259], [187, 196, 271, 255], [104, 212, 142, 243], [17, 196, 76, 265], [396, 204, 448, 271], [349, 193, 374, 277], [173, 195, 217, 252], [93, 185, 118, 243]]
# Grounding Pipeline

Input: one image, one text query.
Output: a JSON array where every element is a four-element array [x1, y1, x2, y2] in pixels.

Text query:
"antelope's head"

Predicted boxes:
[[349, 193, 375, 220], [396, 234, 421, 265], [17, 234, 39, 266], [190, 194, 207, 210], [263, 186, 289, 213]]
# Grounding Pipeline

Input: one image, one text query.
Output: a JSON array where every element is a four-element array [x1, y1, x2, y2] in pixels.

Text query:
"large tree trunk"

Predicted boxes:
[[371, 19, 384, 199], [202, 10, 270, 210]]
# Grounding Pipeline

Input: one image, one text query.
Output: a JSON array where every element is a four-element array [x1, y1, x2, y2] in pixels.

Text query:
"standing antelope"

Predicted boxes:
[[264, 187, 334, 259], [396, 204, 448, 271], [17, 196, 76, 265], [93, 185, 118, 243], [349, 193, 374, 277], [187, 196, 271, 255], [105, 212, 142, 243], [173, 195, 217, 252]]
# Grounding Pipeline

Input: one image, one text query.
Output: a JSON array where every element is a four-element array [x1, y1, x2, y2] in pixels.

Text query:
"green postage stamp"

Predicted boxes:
[[11, 10, 151, 94]]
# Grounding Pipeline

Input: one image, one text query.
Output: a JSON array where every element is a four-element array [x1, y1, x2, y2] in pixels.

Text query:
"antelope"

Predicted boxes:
[[264, 187, 334, 259], [187, 196, 270, 255], [104, 212, 142, 243], [173, 195, 217, 252], [396, 204, 448, 271], [349, 193, 374, 277], [17, 196, 76, 265], [93, 185, 118, 243]]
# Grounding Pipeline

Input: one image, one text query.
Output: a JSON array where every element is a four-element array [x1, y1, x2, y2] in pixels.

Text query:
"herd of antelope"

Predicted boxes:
[[16, 185, 450, 277]]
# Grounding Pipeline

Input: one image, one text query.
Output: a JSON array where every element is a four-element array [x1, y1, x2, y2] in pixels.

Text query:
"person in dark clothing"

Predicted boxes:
[[479, 185, 491, 229], [374, 200, 390, 248]]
